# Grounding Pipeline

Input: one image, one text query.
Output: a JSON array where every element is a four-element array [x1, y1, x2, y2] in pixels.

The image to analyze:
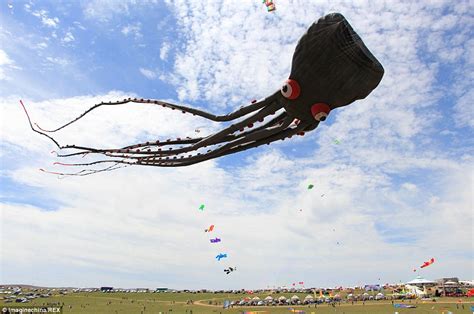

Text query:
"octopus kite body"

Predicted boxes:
[[23, 13, 384, 174]]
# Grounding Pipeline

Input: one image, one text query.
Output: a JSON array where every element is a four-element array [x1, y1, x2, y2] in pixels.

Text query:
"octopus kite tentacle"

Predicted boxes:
[[40, 162, 128, 177], [50, 117, 305, 168], [24, 13, 384, 174], [35, 92, 279, 133], [56, 110, 289, 160]]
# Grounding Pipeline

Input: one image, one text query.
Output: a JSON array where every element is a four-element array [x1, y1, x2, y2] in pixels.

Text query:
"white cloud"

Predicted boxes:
[[32, 9, 60, 28], [121, 23, 142, 39], [45, 56, 69, 67], [82, 0, 131, 21], [159, 42, 170, 61], [139, 67, 157, 79], [73, 21, 86, 31], [36, 42, 48, 49], [0, 49, 15, 80], [62, 32, 75, 43], [453, 89, 474, 129], [82, 0, 159, 22], [1, 86, 472, 289]]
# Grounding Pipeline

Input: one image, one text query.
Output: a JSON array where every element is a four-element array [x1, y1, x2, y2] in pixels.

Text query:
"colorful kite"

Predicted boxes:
[[216, 253, 228, 261], [307, 184, 314, 189], [420, 257, 435, 268], [262, 0, 276, 12], [333, 139, 341, 144], [198, 204, 205, 211], [210, 237, 221, 243], [205, 224, 215, 232]]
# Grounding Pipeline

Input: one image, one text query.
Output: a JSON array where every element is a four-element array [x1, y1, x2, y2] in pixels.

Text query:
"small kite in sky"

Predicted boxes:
[[307, 184, 314, 189], [262, 0, 276, 12], [321, 194, 325, 197], [210, 237, 221, 243], [216, 253, 228, 261], [205, 224, 215, 232], [333, 139, 341, 144], [420, 257, 435, 268], [198, 204, 205, 211], [224, 267, 236, 274]]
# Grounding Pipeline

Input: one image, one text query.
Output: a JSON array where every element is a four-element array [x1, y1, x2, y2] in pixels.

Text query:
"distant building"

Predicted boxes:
[[435, 277, 459, 284], [435, 277, 462, 297]]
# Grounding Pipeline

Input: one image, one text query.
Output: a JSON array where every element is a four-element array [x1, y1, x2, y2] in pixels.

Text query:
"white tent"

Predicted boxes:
[[264, 296, 273, 301], [406, 276, 436, 286], [278, 296, 287, 301], [304, 295, 314, 300], [252, 296, 260, 301], [291, 295, 300, 300]]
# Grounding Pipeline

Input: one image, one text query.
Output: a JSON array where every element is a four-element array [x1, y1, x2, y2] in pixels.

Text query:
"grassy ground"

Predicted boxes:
[[1, 292, 472, 314]]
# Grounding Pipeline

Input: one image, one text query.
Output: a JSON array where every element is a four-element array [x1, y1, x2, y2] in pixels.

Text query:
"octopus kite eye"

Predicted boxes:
[[281, 79, 300, 100], [311, 103, 331, 122]]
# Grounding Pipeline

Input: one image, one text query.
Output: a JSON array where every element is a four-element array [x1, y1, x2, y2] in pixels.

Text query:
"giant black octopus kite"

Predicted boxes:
[[23, 13, 384, 175]]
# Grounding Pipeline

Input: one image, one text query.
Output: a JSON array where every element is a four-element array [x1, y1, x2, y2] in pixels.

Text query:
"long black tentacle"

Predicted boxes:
[[142, 121, 310, 167], [52, 100, 283, 161], [20, 100, 62, 148], [130, 118, 307, 167], [121, 114, 293, 164], [46, 117, 306, 170], [34, 92, 280, 133], [56, 110, 288, 159]]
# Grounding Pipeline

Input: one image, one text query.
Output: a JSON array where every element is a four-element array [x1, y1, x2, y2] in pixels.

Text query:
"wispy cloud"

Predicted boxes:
[[45, 56, 69, 67], [160, 42, 170, 61], [139, 68, 157, 79], [83, 0, 159, 22], [36, 42, 48, 50], [0, 49, 17, 80], [61, 32, 75, 44], [453, 89, 474, 129], [121, 23, 142, 39], [31, 9, 60, 28]]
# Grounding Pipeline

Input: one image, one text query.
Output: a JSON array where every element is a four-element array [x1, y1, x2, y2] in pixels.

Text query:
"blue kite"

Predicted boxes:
[[216, 253, 227, 261]]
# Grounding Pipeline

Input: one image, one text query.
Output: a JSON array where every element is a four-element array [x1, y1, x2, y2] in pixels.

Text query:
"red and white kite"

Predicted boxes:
[[205, 225, 215, 232], [420, 257, 435, 268]]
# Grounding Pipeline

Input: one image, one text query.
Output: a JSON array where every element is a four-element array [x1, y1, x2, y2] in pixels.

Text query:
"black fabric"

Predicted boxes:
[[288, 13, 384, 111]]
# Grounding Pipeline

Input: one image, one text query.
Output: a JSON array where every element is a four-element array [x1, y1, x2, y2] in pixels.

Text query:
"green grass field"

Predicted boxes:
[[1, 292, 472, 314]]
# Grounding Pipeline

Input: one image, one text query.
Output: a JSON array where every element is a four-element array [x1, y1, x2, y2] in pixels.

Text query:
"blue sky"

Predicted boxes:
[[0, 0, 472, 289]]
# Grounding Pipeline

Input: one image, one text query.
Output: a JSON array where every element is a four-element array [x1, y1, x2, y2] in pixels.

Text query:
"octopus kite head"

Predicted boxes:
[[281, 13, 384, 124], [23, 13, 385, 172]]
